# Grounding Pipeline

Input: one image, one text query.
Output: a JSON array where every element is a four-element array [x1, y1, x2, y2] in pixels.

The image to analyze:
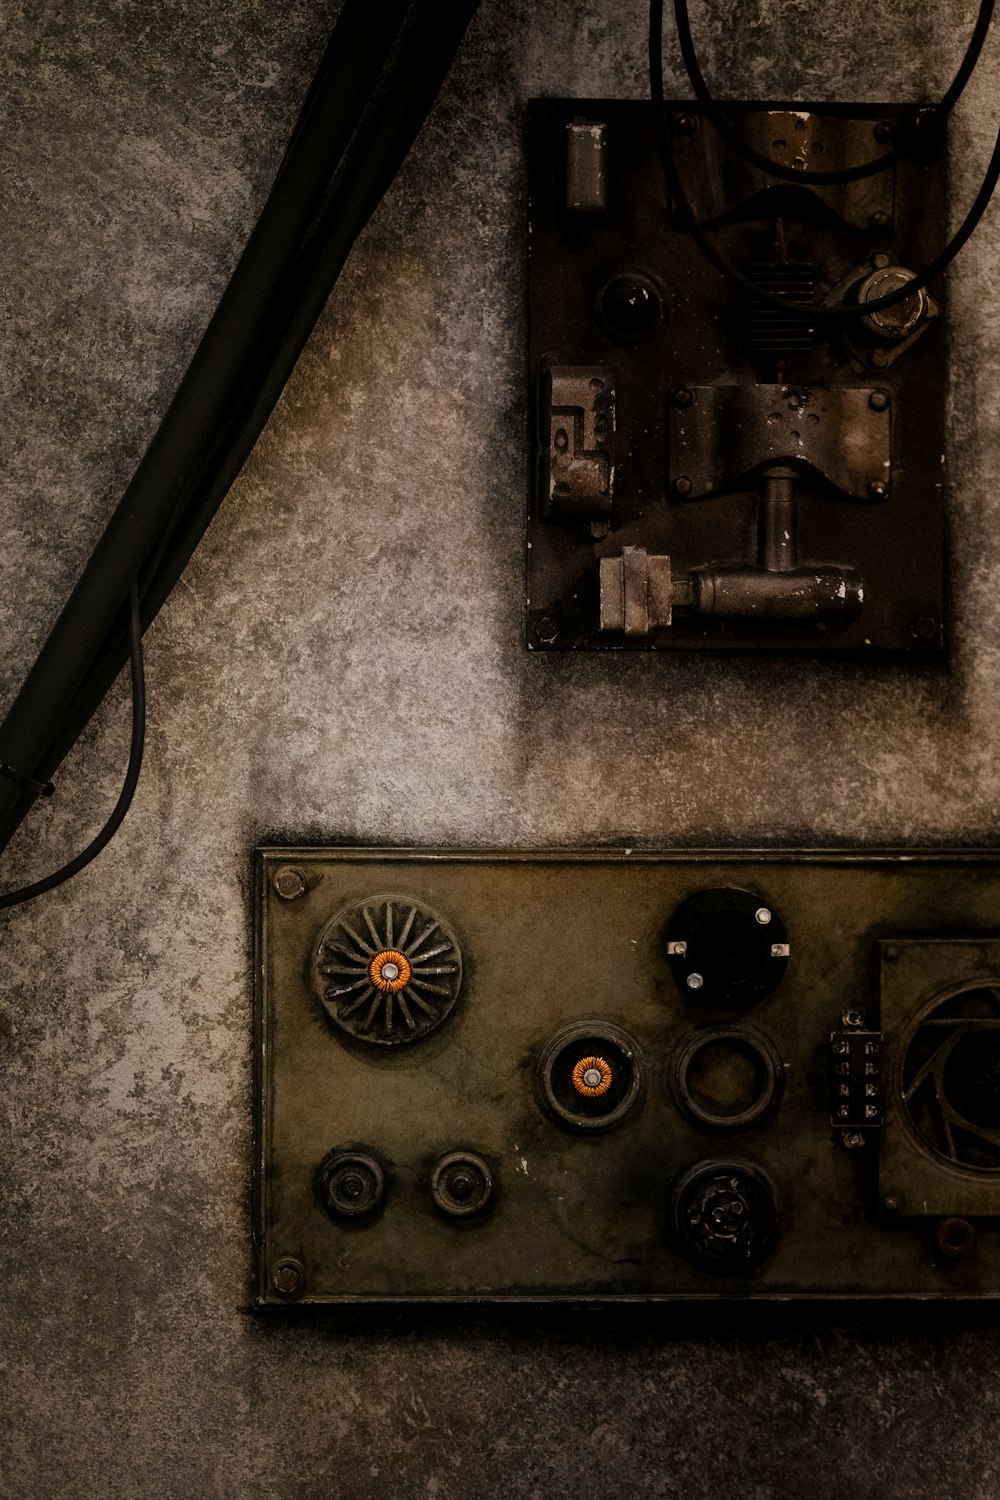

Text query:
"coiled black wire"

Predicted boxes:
[[650, 0, 1000, 318], [673, 0, 995, 185]]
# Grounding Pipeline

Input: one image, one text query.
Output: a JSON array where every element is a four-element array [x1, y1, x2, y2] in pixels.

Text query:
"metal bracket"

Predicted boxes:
[[668, 384, 891, 502], [541, 365, 615, 520]]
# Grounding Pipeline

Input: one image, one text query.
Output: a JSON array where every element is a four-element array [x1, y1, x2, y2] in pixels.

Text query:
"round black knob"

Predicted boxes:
[[430, 1151, 494, 1218], [318, 1149, 385, 1220], [596, 272, 665, 341], [670, 1159, 777, 1271]]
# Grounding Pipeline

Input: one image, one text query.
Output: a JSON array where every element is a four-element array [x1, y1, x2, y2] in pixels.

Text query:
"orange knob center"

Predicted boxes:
[[572, 1055, 613, 1097], [368, 949, 413, 992]]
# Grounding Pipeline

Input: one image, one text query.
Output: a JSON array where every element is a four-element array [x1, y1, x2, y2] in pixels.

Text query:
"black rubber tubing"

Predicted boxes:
[[0, 0, 482, 858], [650, 0, 1000, 319], [0, 0, 412, 848], [673, 0, 995, 185]]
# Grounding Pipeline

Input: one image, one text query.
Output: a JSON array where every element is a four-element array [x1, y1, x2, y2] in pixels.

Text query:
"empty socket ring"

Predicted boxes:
[[672, 1025, 782, 1130]]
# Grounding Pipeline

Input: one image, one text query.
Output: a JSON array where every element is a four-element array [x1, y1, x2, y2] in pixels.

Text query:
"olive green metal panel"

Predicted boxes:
[[253, 849, 1000, 1304]]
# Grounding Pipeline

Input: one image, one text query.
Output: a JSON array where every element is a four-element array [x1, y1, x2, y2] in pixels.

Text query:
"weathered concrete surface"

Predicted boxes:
[[1, 1, 999, 1495]]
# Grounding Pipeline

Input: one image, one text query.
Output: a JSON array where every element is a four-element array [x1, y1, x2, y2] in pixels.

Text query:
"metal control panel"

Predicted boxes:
[[526, 100, 947, 653], [254, 849, 1000, 1304]]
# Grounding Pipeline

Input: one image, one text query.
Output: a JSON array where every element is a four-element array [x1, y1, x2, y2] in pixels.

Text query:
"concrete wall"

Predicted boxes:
[[1, 2, 999, 1495]]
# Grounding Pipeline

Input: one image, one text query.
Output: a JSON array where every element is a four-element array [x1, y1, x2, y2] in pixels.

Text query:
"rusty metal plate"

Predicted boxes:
[[254, 848, 1000, 1305], [526, 100, 947, 653]]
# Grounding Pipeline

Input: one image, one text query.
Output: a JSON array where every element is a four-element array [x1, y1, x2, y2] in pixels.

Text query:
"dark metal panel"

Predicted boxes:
[[254, 847, 1000, 1304], [526, 100, 947, 653]]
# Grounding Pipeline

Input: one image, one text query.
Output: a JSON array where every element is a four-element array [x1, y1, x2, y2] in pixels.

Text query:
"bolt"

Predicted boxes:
[[869, 389, 890, 412], [869, 210, 892, 233], [911, 615, 937, 641], [271, 1258, 305, 1298], [535, 615, 558, 644], [871, 347, 890, 368], [672, 386, 693, 409], [873, 120, 894, 144], [686, 972, 704, 990], [868, 480, 888, 501], [340, 1173, 365, 1200], [672, 475, 693, 497], [842, 1009, 864, 1028], [755, 907, 772, 925], [583, 1068, 603, 1089], [882, 1195, 900, 1215], [872, 253, 891, 270], [884, 944, 899, 962], [842, 1131, 866, 1149], [273, 864, 307, 901], [675, 114, 697, 135]]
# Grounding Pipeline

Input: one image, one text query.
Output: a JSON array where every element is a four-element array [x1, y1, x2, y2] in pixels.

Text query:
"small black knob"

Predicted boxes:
[[430, 1151, 495, 1219], [318, 1149, 385, 1220]]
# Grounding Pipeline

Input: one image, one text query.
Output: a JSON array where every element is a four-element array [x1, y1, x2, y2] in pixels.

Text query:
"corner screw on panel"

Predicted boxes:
[[672, 386, 693, 409], [911, 616, 938, 640], [672, 475, 693, 497], [869, 389, 890, 412], [535, 616, 559, 645], [271, 1258, 305, 1298], [273, 864, 307, 901]]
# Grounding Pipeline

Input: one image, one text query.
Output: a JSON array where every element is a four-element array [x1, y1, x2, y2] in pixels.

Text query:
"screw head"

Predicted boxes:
[[273, 864, 307, 901], [686, 972, 704, 991], [869, 389, 890, 412], [754, 907, 772, 926], [842, 1131, 866, 1149], [271, 1258, 305, 1298], [882, 1195, 900, 1215], [873, 120, 894, 144], [672, 386, 693, 409], [911, 615, 938, 641], [672, 475, 693, 498], [535, 615, 558, 645], [884, 944, 899, 962], [842, 1009, 864, 1028], [871, 347, 890, 368], [675, 113, 697, 135], [868, 480, 888, 501], [869, 209, 892, 233]]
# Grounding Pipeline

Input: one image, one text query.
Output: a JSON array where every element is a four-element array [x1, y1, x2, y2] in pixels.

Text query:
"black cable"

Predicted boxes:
[[650, 0, 1000, 318], [0, 0, 412, 842], [673, 0, 995, 185], [0, 584, 145, 911], [0, 0, 483, 855]]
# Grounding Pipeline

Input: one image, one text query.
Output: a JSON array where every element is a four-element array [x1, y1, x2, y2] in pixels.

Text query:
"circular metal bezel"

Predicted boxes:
[[537, 1021, 645, 1132], [312, 894, 463, 1047], [430, 1151, 495, 1219], [665, 887, 789, 1008], [672, 1024, 782, 1130]]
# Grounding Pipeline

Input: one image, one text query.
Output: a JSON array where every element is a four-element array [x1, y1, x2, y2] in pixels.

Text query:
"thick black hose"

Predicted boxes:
[[0, 0, 482, 855], [0, 0, 411, 830], [0, 585, 144, 910], [673, 0, 995, 185], [650, 0, 1000, 318]]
